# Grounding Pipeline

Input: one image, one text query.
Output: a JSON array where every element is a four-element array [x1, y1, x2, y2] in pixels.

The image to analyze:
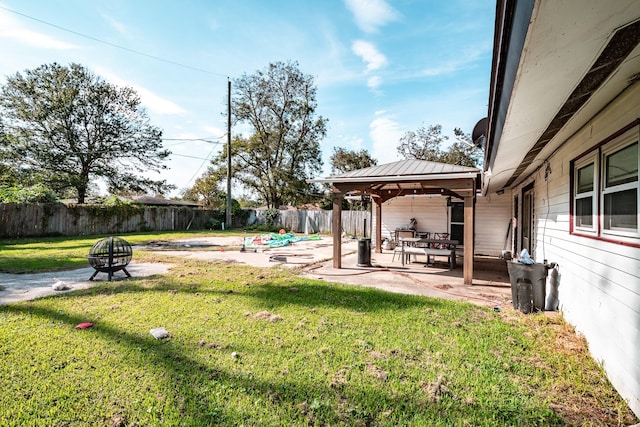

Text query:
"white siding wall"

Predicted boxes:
[[374, 195, 451, 243], [475, 193, 512, 256], [372, 193, 511, 256], [510, 83, 640, 416]]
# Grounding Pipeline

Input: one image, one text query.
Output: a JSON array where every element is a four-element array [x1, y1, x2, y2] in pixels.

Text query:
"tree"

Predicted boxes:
[[0, 121, 25, 186], [330, 147, 377, 174], [440, 128, 483, 167], [318, 147, 378, 210], [397, 124, 446, 161], [215, 61, 327, 209], [396, 124, 482, 167], [181, 166, 225, 206], [0, 63, 173, 203]]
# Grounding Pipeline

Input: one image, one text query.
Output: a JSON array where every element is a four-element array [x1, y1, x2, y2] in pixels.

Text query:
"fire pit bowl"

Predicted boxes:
[[87, 236, 133, 281]]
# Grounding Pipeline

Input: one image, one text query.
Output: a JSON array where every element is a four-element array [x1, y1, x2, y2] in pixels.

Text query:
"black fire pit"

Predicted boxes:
[[88, 236, 133, 281]]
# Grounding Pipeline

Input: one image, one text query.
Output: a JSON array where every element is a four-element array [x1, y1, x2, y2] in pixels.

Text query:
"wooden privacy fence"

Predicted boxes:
[[0, 203, 371, 238], [250, 209, 370, 236], [0, 203, 213, 238]]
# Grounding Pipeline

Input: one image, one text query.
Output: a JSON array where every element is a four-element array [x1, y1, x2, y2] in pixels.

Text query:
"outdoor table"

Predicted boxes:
[[401, 238, 458, 269]]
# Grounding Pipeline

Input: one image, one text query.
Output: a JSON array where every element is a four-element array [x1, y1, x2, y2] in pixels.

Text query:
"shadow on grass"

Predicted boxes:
[[0, 262, 572, 426], [0, 300, 481, 426], [2, 297, 564, 426], [0, 256, 89, 274], [245, 281, 452, 312], [55, 274, 452, 314]]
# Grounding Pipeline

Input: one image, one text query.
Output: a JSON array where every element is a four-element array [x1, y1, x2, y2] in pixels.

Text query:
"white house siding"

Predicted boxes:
[[371, 193, 511, 256], [509, 83, 640, 415], [474, 193, 512, 256], [374, 195, 450, 244]]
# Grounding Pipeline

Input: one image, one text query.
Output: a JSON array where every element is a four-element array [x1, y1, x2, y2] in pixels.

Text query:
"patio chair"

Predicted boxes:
[[392, 245, 404, 262], [431, 232, 450, 249], [393, 229, 417, 263]]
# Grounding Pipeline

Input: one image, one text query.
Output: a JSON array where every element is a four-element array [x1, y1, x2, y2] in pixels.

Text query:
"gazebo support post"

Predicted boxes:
[[332, 189, 343, 268], [375, 198, 382, 253], [463, 194, 474, 285]]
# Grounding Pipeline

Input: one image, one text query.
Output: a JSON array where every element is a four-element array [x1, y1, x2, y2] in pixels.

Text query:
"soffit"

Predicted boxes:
[[485, 1, 640, 194]]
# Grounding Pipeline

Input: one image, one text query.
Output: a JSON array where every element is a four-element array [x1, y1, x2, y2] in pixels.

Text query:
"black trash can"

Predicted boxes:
[[506, 261, 549, 313], [357, 238, 371, 267]]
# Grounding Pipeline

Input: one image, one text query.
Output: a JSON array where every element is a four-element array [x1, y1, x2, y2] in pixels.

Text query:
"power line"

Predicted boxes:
[[170, 152, 217, 161], [183, 141, 220, 188], [162, 138, 224, 147], [0, 5, 229, 78], [162, 136, 226, 147]]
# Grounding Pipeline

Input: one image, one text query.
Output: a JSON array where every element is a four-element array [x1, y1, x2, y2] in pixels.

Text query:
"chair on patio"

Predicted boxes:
[[392, 229, 417, 262], [392, 245, 404, 262], [431, 232, 450, 248]]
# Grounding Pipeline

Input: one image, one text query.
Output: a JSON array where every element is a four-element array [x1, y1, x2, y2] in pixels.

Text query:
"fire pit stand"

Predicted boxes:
[[87, 236, 133, 281]]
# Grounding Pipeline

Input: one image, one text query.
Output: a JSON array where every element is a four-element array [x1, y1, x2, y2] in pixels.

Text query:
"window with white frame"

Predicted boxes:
[[574, 158, 596, 230], [602, 141, 638, 234], [571, 124, 640, 242]]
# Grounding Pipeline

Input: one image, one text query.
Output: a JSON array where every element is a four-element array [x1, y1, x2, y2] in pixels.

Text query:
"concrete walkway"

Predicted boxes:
[[0, 236, 513, 308]]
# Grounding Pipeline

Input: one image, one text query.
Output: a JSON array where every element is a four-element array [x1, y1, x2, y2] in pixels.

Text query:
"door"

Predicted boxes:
[[450, 201, 464, 246], [522, 183, 534, 255]]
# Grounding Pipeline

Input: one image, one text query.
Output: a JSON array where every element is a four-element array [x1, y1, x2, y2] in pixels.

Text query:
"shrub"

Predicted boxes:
[[206, 218, 222, 230], [264, 208, 279, 226], [0, 184, 58, 203]]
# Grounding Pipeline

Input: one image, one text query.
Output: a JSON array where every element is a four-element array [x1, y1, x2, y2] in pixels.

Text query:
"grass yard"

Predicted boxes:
[[0, 233, 637, 426], [0, 231, 238, 273]]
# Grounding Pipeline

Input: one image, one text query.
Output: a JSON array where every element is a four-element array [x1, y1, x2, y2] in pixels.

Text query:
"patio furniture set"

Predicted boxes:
[[390, 229, 458, 269]]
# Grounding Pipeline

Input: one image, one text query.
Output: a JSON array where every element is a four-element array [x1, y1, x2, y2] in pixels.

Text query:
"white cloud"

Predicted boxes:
[[369, 112, 403, 163], [133, 86, 187, 116], [93, 67, 187, 116], [343, 0, 400, 33], [0, 8, 76, 50], [352, 40, 387, 71]]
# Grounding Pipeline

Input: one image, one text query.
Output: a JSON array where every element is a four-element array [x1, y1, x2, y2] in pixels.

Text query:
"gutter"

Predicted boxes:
[[484, 0, 535, 188]]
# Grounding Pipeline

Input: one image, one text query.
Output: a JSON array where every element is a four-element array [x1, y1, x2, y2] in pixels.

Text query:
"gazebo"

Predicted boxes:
[[313, 160, 481, 285]]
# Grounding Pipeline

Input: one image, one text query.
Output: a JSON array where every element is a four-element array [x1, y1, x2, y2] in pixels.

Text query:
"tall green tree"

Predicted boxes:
[[397, 124, 446, 161], [216, 61, 327, 209], [0, 63, 173, 203], [396, 124, 482, 167], [181, 166, 225, 206], [441, 127, 483, 167], [320, 147, 378, 210], [330, 147, 377, 174]]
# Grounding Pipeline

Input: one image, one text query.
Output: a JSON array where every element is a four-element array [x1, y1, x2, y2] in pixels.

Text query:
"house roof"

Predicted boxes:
[[312, 159, 480, 201], [484, 0, 640, 194], [132, 196, 201, 207]]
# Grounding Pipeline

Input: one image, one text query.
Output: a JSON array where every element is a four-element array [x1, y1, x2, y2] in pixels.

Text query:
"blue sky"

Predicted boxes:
[[0, 0, 495, 198]]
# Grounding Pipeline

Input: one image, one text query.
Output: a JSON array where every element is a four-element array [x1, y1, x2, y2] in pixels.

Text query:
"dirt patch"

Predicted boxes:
[[246, 310, 283, 322]]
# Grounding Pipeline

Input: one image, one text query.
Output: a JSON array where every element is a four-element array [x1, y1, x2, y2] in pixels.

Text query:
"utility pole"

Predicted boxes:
[[226, 78, 232, 228]]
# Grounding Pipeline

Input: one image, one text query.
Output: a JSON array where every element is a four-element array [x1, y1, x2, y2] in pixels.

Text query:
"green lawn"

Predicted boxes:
[[0, 233, 637, 426], [0, 231, 238, 273]]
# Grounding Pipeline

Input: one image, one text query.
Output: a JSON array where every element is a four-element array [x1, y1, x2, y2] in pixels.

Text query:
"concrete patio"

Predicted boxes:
[[300, 238, 513, 309], [0, 235, 514, 309]]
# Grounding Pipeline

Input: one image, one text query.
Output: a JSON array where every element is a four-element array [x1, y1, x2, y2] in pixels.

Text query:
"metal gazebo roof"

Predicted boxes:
[[313, 159, 481, 201]]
